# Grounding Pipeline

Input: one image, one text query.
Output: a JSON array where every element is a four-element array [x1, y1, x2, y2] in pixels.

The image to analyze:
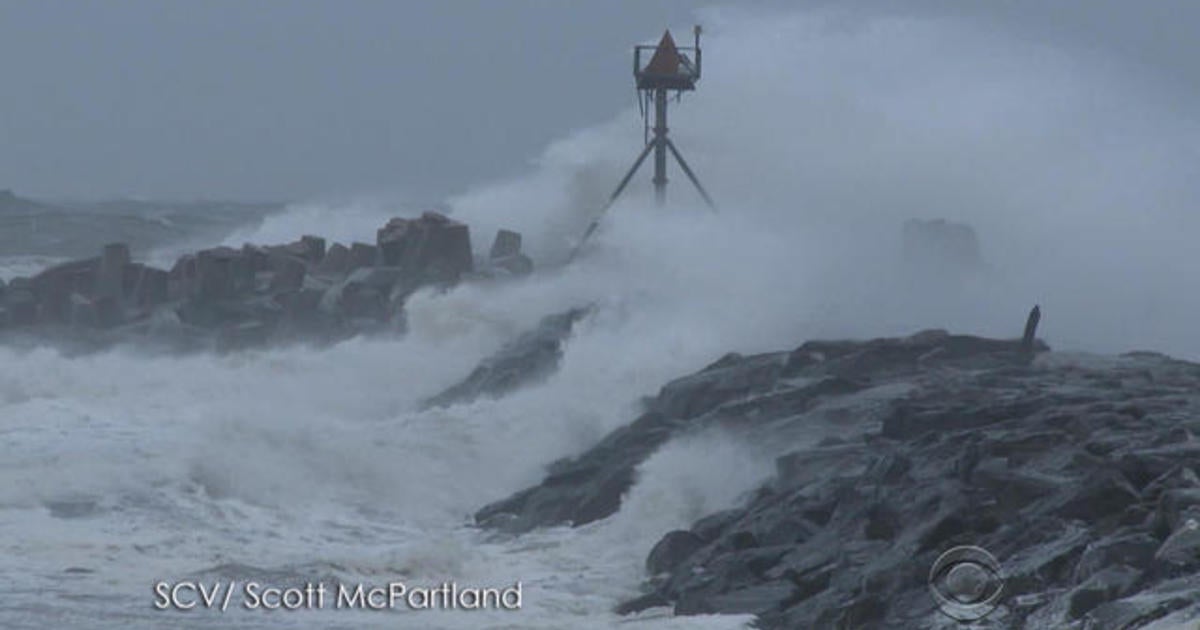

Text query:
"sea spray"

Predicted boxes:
[[2, 5, 1198, 629]]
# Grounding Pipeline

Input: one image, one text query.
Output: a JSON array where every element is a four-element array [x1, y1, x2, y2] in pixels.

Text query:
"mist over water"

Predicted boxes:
[[2, 6, 1197, 629], [450, 7, 1200, 359]]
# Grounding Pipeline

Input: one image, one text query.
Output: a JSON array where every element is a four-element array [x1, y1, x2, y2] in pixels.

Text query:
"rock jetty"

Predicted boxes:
[[0, 211, 533, 353], [475, 328, 1200, 628]]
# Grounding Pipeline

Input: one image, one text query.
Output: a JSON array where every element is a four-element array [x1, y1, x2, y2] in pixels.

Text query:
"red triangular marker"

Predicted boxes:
[[643, 30, 682, 76]]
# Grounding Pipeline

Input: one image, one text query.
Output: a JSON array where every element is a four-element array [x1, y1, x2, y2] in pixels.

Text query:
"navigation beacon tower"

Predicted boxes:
[[578, 26, 715, 248]]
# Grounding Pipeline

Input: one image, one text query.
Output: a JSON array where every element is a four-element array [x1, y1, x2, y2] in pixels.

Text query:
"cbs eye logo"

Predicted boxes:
[[928, 545, 1005, 622]]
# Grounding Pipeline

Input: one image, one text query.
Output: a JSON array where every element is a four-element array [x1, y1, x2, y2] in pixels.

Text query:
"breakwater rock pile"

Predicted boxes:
[[0, 211, 533, 353], [423, 306, 592, 409], [475, 329, 1200, 628]]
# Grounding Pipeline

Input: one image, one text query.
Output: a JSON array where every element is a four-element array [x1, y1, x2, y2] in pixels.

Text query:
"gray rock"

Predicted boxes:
[[4, 285, 37, 326], [653, 352, 786, 420], [1155, 514, 1200, 567], [1069, 565, 1142, 619], [678, 581, 796, 616], [489, 229, 522, 260], [348, 242, 377, 270], [168, 254, 197, 300], [377, 212, 473, 283], [300, 235, 326, 262], [7, 277, 31, 290], [267, 253, 306, 293], [267, 238, 322, 264], [1084, 574, 1200, 629], [1158, 488, 1200, 533], [241, 244, 270, 272], [68, 294, 97, 327], [31, 258, 99, 323], [215, 320, 272, 352], [1074, 533, 1159, 581], [475, 411, 668, 533], [345, 266, 405, 291], [319, 267, 406, 321], [319, 242, 351, 274], [424, 307, 590, 409], [193, 247, 244, 300], [130, 265, 169, 308], [691, 509, 743, 543], [647, 530, 706, 575], [96, 242, 130, 300], [1053, 469, 1141, 522], [489, 253, 534, 277], [613, 591, 669, 615]]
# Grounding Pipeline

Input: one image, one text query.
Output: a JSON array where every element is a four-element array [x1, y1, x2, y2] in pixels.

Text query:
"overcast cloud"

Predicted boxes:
[[0, 1, 1196, 201]]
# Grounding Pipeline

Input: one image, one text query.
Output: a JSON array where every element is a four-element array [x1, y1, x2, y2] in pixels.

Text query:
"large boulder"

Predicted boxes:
[[376, 212, 473, 284], [489, 229, 522, 260], [300, 235, 326, 263], [3, 280, 37, 326], [192, 247, 251, 301], [318, 267, 406, 321], [647, 531, 707, 575], [348, 242, 378, 270], [168, 254, 198, 300], [128, 264, 169, 308], [493, 254, 534, 276], [318, 242, 351, 274], [95, 242, 130, 300], [474, 228, 533, 278], [31, 258, 99, 323], [267, 236, 325, 265], [240, 244, 269, 272], [267, 252, 307, 293], [67, 293, 98, 327]]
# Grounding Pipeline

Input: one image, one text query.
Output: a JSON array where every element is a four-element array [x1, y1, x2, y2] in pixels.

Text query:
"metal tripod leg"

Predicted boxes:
[[607, 140, 656, 208], [665, 138, 716, 212], [571, 141, 656, 257]]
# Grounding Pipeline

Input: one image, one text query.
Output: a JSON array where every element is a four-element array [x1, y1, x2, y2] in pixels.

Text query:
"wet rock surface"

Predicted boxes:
[[423, 306, 591, 409], [476, 330, 1200, 628], [0, 213, 532, 354]]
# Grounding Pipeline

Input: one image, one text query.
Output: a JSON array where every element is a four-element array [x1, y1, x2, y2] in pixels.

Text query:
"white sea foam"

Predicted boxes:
[[0, 255, 70, 281]]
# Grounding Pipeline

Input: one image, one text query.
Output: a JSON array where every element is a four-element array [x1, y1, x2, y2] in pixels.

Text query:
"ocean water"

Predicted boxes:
[[3, 6, 1198, 629], [0, 198, 784, 629]]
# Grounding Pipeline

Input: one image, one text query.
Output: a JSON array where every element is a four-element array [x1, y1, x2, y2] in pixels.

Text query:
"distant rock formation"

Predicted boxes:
[[475, 323, 1200, 628], [0, 189, 51, 213], [903, 218, 983, 270], [0, 213, 533, 353], [476, 329, 1047, 535]]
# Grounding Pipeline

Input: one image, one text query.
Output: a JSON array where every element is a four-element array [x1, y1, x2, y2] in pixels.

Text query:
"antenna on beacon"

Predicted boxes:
[[574, 25, 716, 253]]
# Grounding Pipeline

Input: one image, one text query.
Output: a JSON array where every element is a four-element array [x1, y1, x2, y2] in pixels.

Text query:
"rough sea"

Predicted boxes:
[[4, 7, 1199, 628], [1, 192, 796, 629]]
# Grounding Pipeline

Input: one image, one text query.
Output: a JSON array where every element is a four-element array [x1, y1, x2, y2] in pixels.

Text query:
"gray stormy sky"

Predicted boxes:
[[1, 0, 1197, 202]]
